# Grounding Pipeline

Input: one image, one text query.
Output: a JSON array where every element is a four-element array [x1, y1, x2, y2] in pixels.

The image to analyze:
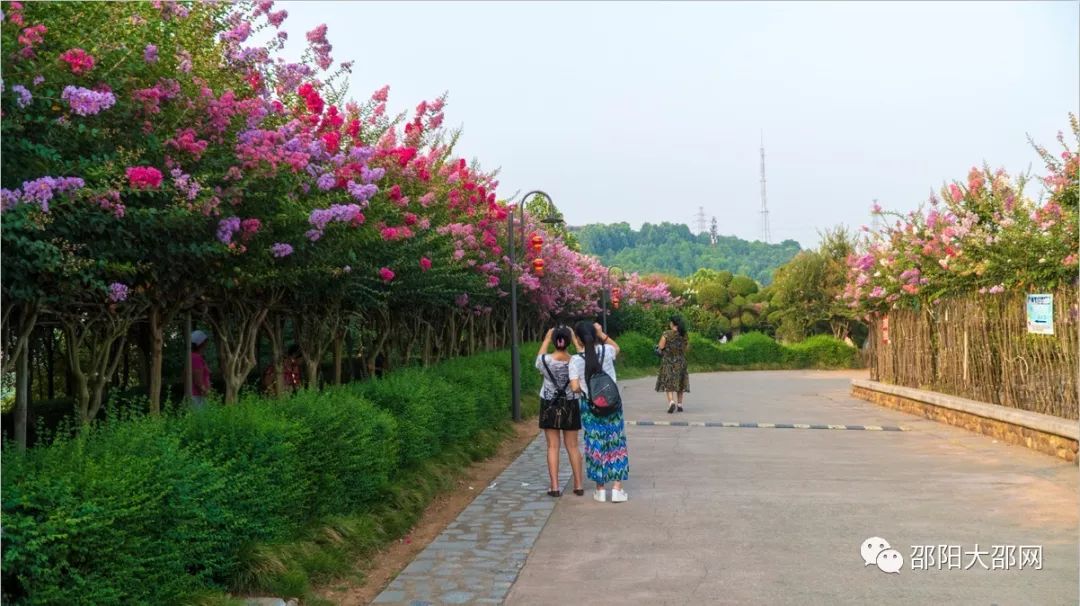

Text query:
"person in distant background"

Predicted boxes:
[[190, 330, 212, 408], [656, 315, 690, 413]]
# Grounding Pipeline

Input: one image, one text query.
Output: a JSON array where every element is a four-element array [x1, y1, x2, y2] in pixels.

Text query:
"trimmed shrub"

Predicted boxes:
[[724, 332, 786, 365], [616, 332, 659, 370], [786, 335, 858, 368], [1, 350, 518, 606], [618, 330, 858, 372]]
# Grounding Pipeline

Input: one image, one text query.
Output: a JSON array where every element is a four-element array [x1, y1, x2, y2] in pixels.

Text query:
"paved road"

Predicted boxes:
[[505, 370, 1078, 606]]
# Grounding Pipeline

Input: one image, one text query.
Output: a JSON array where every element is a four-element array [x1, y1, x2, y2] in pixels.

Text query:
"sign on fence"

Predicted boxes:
[[1026, 294, 1054, 335]]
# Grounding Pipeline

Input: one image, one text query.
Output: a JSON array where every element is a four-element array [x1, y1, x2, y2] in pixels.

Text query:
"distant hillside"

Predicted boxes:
[[573, 222, 801, 285]]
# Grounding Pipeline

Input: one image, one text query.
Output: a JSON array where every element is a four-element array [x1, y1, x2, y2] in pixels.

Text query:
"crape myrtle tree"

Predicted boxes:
[[844, 119, 1079, 312], [0, 0, 675, 427]]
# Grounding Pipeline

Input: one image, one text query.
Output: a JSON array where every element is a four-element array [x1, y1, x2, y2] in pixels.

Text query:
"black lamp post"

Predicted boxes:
[[509, 191, 563, 422], [601, 266, 626, 333]]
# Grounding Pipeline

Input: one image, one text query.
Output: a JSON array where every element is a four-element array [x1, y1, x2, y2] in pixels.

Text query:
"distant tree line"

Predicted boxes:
[[572, 221, 801, 284]]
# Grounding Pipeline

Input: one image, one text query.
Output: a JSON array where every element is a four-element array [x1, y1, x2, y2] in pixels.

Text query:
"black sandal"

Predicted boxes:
[[667, 403, 676, 414], [573, 489, 585, 496], [547, 490, 561, 497], [676, 405, 684, 412]]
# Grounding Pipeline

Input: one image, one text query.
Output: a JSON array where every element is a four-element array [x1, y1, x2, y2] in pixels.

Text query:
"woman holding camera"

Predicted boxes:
[[535, 326, 585, 497], [655, 315, 690, 413]]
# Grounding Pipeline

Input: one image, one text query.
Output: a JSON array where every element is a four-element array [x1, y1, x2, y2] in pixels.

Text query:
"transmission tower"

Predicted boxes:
[[759, 132, 771, 244], [694, 206, 708, 235]]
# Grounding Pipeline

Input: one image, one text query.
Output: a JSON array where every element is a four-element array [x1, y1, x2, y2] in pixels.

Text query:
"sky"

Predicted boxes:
[[277, 1, 1079, 248]]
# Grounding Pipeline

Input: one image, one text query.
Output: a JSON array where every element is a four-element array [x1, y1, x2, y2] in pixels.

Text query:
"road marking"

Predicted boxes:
[[627, 421, 910, 431]]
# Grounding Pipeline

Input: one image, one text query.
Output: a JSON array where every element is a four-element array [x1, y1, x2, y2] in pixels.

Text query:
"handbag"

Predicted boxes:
[[540, 356, 575, 429]]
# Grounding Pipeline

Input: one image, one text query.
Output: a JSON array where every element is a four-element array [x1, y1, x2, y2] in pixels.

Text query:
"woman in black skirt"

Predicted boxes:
[[535, 326, 585, 497]]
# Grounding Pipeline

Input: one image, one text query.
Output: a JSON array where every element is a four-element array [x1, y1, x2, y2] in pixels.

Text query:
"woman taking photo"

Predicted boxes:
[[569, 321, 629, 503], [656, 315, 690, 413], [535, 326, 584, 497]]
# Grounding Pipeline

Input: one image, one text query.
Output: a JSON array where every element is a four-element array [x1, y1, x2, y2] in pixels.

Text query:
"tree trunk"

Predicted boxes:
[[262, 314, 286, 397], [333, 332, 343, 385], [206, 301, 269, 405], [45, 326, 55, 400], [148, 307, 165, 414], [184, 313, 193, 403], [1, 300, 39, 376], [14, 343, 29, 451], [59, 307, 141, 424]]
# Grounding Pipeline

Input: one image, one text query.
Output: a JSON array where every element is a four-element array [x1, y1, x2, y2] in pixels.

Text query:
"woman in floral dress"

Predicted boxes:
[[656, 315, 690, 413]]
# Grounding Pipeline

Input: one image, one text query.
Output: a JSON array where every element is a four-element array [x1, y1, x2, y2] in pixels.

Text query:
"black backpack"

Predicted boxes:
[[540, 355, 575, 427], [582, 346, 622, 417]]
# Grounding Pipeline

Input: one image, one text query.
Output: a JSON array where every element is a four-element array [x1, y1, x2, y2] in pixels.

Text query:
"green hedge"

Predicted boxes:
[[619, 331, 858, 373], [1, 349, 533, 605]]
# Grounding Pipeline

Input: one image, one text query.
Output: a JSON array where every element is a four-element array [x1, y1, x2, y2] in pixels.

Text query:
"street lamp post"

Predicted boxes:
[[601, 266, 625, 333], [508, 191, 563, 422]]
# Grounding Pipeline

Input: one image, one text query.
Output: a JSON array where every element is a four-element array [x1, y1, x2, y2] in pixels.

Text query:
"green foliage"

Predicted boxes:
[[574, 221, 801, 284], [770, 226, 860, 342], [615, 331, 858, 373], [1, 351, 521, 605], [784, 335, 860, 369], [615, 332, 658, 369]]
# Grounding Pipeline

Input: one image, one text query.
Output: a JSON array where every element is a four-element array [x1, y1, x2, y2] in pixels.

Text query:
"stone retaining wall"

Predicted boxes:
[[852, 380, 1078, 463]]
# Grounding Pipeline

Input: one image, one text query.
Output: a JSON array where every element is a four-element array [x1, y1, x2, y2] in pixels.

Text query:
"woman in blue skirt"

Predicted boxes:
[[569, 321, 629, 503]]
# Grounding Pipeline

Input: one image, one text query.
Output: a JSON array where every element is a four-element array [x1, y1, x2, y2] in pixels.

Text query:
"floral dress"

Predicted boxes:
[[655, 330, 690, 392], [570, 345, 629, 484]]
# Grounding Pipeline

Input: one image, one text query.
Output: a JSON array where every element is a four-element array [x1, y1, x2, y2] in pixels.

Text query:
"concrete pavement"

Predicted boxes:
[[505, 370, 1078, 605]]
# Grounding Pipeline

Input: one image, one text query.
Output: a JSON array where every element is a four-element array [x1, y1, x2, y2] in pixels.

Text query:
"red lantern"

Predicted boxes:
[[611, 286, 621, 309], [530, 233, 544, 253], [532, 257, 545, 276]]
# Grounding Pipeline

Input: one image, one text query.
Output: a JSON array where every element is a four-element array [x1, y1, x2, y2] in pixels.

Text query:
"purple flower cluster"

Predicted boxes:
[[107, 282, 130, 303], [348, 146, 375, 164], [1, 176, 85, 213], [359, 165, 384, 184], [61, 86, 117, 116], [346, 181, 377, 202], [271, 242, 294, 258], [221, 22, 252, 43], [11, 84, 31, 108], [307, 203, 362, 240], [144, 44, 159, 63], [217, 216, 241, 244], [170, 168, 202, 201], [316, 173, 336, 191]]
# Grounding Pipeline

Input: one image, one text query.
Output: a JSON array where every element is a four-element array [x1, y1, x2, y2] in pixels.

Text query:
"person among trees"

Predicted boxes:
[[535, 326, 585, 498], [190, 330, 212, 408], [569, 321, 629, 503], [656, 315, 691, 413], [262, 345, 303, 397]]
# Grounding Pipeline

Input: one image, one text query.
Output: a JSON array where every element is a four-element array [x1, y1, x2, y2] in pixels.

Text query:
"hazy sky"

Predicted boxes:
[[278, 1, 1078, 248]]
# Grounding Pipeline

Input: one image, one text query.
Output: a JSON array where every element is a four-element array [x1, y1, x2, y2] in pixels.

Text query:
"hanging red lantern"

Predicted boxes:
[[532, 257, 545, 276], [530, 233, 544, 253], [611, 286, 622, 309]]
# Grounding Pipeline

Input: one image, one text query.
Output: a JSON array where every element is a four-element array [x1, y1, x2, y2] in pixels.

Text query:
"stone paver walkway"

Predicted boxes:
[[372, 431, 569, 605]]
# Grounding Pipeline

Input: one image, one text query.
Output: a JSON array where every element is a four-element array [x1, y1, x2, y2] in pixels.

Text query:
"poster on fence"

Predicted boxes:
[[1026, 294, 1054, 335]]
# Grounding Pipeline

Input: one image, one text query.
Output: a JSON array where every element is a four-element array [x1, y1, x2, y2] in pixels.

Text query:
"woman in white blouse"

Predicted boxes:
[[569, 321, 629, 503]]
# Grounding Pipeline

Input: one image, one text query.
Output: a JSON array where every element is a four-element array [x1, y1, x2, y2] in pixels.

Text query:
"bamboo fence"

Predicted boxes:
[[867, 286, 1078, 419]]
